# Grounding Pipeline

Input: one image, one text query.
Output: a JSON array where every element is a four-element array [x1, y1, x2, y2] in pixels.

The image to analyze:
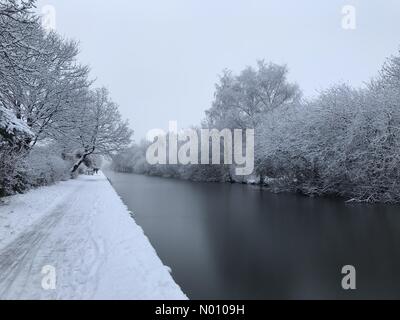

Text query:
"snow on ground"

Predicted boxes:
[[0, 172, 187, 300]]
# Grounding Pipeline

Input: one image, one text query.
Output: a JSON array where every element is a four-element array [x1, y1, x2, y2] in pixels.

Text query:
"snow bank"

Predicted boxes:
[[0, 173, 187, 300]]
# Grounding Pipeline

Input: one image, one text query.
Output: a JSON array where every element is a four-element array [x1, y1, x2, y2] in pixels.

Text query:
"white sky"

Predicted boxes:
[[36, 0, 400, 140]]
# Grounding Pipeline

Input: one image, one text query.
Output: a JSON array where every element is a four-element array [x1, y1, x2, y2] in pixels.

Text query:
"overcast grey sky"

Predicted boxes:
[[36, 0, 400, 140]]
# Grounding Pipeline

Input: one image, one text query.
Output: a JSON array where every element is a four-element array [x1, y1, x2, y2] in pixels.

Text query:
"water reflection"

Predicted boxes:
[[106, 171, 400, 299]]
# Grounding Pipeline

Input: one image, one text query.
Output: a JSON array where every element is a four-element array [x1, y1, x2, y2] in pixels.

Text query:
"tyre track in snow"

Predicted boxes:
[[0, 174, 187, 300], [0, 180, 103, 300]]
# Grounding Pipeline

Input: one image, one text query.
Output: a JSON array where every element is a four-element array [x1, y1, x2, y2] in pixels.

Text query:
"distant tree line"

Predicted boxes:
[[0, 0, 132, 197], [112, 54, 400, 203]]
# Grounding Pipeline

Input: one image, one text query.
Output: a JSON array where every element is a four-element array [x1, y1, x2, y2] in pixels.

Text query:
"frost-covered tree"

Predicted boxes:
[[379, 50, 400, 87], [54, 88, 133, 173], [0, 0, 132, 196], [0, 29, 90, 147], [256, 84, 362, 191], [1, 0, 90, 149], [0, 104, 34, 196], [206, 61, 301, 130], [111, 141, 150, 174], [0, 0, 37, 196], [114, 51, 400, 203], [204, 61, 301, 181], [253, 49, 400, 203], [0, 0, 37, 115]]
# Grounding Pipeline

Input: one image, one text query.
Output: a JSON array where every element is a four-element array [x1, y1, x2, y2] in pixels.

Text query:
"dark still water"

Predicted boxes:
[[105, 171, 400, 300]]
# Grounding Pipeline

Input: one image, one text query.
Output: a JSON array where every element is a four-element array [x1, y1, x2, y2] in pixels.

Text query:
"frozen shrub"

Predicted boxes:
[[23, 145, 71, 188], [0, 144, 27, 197]]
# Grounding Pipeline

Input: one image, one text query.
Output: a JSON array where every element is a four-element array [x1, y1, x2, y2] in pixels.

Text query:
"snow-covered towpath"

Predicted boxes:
[[0, 173, 186, 300]]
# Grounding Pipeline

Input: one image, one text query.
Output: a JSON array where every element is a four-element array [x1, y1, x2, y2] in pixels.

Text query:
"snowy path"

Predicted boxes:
[[0, 173, 186, 300]]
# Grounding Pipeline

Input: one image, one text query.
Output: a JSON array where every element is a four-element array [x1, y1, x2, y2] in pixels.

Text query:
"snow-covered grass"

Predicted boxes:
[[0, 172, 187, 300]]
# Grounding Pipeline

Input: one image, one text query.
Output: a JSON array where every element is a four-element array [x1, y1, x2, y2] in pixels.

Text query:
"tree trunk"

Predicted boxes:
[[71, 155, 87, 174], [70, 148, 95, 174]]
